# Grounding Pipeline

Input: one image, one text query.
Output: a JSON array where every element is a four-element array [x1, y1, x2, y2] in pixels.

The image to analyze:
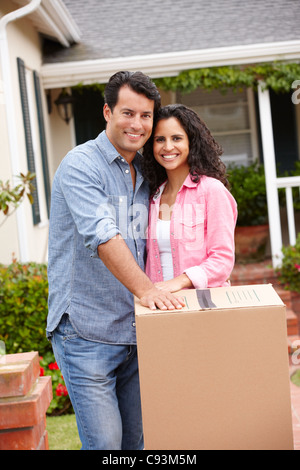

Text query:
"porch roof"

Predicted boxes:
[[43, 0, 300, 64], [39, 0, 300, 89]]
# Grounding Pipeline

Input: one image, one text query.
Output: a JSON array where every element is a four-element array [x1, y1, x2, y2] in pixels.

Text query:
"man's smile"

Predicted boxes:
[[125, 132, 144, 140]]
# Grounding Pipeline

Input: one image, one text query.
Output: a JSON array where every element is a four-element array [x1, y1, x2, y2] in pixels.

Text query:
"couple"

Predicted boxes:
[[46, 71, 237, 450]]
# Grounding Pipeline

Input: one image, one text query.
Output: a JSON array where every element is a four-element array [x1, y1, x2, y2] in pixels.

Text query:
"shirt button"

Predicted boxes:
[[132, 322, 136, 327], [125, 169, 130, 174]]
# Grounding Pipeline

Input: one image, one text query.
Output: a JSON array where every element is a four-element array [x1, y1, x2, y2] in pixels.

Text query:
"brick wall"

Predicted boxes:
[[0, 351, 52, 450]]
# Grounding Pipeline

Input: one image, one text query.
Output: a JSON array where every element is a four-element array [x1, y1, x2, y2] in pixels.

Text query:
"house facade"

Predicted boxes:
[[1, 0, 300, 265]]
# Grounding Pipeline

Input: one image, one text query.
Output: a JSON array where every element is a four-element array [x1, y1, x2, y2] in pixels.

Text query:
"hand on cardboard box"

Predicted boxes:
[[139, 286, 185, 311]]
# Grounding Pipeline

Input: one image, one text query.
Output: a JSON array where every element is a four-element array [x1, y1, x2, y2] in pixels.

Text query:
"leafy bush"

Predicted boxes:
[[0, 258, 72, 415], [276, 233, 300, 293], [0, 258, 49, 355], [227, 163, 268, 226]]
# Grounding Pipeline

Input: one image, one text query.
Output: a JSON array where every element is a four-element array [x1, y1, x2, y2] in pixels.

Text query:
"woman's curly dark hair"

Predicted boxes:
[[142, 104, 229, 195]]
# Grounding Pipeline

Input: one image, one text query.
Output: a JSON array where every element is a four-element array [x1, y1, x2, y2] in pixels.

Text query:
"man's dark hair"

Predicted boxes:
[[104, 71, 161, 115]]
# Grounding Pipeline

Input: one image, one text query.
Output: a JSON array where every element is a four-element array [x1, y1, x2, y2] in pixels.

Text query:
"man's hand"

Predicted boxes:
[[97, 236, 185, 311], [139, 286, 185, 311]]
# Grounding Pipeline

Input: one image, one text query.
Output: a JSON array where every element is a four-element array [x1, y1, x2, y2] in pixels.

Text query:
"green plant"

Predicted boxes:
[[0, 258, 49, 355], [0, 172, 35, 227], [227, 163, 268, 226], [0, 258, 74, 415], [40, 352, 73, 416], [276, 233, 300, 294], [73, 62, 300, 96]]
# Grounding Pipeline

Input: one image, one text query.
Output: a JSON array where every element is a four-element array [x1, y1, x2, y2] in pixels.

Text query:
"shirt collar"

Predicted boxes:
[[153, 173, 198, 201], [182, 173, 199, 189], [95, 131, 142, 166]]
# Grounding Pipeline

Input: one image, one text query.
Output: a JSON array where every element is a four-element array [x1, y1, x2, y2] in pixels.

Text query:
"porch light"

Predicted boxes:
[[54, 89, 75, 124]]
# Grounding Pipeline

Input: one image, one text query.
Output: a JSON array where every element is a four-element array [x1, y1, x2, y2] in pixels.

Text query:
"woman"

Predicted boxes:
[[142, 104, 237, 292]]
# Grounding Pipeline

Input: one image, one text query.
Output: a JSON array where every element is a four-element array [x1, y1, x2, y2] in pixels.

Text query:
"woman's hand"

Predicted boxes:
[[155, 274, 193, 293]]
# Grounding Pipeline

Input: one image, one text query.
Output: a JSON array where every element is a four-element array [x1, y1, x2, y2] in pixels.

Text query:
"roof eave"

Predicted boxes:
[[42, 0, 81, 46], [41, 40, 300, 89], [12, 0, 81, 47]]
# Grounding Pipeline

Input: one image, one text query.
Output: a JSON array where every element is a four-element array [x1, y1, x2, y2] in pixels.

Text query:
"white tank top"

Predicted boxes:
[[156, 219, 174, 281]]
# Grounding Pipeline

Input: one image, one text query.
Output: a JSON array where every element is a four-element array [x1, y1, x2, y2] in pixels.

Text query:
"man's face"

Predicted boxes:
[[103, 85, 155, 161]]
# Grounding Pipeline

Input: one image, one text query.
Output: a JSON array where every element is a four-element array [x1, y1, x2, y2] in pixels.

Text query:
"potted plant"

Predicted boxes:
[[227, 162, 269, 263], [276, 233, 300, 316]]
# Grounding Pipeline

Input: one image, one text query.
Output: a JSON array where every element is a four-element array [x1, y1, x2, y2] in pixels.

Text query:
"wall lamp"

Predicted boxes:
[[54, 89, 75, 124]]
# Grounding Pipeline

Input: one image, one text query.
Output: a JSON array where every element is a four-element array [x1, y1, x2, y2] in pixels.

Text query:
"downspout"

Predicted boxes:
[[0, 0, 42, 262]]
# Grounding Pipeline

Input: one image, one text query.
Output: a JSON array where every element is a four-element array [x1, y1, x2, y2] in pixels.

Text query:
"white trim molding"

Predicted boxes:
[[11, 0, 81, 46], [41, 40, 300, 89]]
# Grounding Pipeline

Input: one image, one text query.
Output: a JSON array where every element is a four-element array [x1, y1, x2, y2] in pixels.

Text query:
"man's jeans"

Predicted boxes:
[[51, 314, 144, 450]]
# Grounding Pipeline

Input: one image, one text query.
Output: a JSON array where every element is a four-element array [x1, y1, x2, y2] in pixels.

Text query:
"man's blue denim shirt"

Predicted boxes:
[[47, 131, 150, 344]]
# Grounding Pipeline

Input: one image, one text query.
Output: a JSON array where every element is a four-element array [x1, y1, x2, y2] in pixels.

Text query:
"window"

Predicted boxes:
[[178, 87, 259, 167]]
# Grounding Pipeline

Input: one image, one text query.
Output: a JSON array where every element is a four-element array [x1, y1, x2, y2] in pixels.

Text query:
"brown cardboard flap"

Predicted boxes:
[[135, 284, 284, 316]]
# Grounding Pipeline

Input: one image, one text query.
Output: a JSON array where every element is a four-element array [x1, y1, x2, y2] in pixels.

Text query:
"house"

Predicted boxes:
[[1, 0, 300, 265]]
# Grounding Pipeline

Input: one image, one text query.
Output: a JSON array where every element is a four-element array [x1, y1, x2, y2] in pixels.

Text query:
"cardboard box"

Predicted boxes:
[[135, 284, 294, 450]]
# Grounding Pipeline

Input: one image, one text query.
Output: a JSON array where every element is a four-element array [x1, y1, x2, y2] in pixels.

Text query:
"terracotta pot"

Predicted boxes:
[[235, 224, 269, 264]]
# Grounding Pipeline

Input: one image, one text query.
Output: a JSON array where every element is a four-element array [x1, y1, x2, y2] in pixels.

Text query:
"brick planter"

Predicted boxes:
[[0, 351, 52, 450], [235, 224, 269, 263]]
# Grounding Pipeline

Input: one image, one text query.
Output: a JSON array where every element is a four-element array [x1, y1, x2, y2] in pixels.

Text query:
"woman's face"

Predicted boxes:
[[153, 117, 190, 174]]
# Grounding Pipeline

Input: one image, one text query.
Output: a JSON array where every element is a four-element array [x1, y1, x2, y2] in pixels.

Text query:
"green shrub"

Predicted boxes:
[[0, 259, 49, 355], [276, 233, 300, 294], [227, 163, 268, 227], [0, 258, 73, 415]]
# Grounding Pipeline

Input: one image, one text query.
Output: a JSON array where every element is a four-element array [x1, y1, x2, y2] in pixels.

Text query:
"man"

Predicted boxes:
[[47, 71, 184, 450]]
